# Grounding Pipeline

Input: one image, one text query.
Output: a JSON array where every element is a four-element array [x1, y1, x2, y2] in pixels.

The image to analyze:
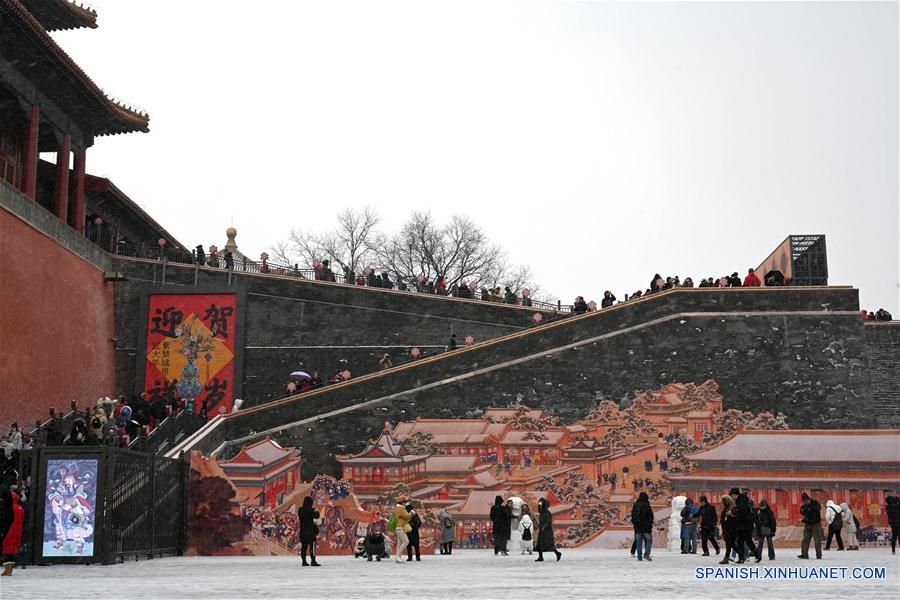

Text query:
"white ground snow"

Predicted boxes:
[[1, 548, 898, 600]]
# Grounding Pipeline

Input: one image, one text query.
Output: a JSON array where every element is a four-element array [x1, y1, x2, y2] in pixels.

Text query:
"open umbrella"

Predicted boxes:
[[290, 371, 311, 380]]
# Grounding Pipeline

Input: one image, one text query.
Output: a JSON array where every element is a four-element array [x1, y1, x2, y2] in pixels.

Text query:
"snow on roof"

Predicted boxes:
[[501, 430, 565, 445], [425, 455, 479, 473], [393, 419, 495, 436], [483, 407, 547, 420], [338, 430, 430, 462], [218, 438, 296, 468], [687, 430, 900, 463]]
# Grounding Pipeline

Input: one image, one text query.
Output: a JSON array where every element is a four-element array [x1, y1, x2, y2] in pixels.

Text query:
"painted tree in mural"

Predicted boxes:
[[377, 482, 415, 509], [187, 471, 251, 555], [582, 400, 621, 424], [563, 502, 619, 546], [400, 432, 444, 455], [496, 405, 558, 442], [700, 409, 789, 447]]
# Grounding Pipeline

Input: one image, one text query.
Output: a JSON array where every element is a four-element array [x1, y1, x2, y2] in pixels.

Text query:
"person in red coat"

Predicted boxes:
[[743, 268, 762, 287], [2, 491, 23, 576]]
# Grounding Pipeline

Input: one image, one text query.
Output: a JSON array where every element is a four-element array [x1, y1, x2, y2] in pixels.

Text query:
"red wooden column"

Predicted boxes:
[[54, 134, 71, 222], [70, 148, 86, 232], [21, 105, 40, 199]]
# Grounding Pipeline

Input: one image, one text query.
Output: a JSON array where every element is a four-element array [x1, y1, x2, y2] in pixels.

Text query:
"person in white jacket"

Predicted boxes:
[[824, 500, 844, 551], [840, 503, 859, 550], [518, 503, 535, 555]]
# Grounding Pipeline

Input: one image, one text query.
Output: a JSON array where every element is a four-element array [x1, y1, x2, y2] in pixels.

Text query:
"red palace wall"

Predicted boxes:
[[0, 207, 116, 429]]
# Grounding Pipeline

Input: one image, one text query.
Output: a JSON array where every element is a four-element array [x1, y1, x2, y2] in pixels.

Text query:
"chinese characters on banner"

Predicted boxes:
[[144, 293, 237, 417]]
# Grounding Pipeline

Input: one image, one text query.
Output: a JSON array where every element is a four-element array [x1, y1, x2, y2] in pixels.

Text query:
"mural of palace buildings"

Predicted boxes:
[[188, 381, 900, 555]]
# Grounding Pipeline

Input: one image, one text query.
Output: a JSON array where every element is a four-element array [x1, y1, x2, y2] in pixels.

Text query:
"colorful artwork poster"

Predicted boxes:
[[42, 459, 99, 558], [144, 293, 237, 417]]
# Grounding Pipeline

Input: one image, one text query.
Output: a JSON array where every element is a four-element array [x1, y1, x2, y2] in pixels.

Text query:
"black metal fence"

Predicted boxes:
[[128, 411, 207, 454], [20, 445, 188, 565]]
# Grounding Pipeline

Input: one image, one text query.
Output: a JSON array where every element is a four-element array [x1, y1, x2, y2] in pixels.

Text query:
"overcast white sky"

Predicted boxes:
[[53, 1, 899, 312]]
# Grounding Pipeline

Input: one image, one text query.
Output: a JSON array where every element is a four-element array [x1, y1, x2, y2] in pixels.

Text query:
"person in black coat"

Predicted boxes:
[[601, 291, 616, 308], [755, 499, 777, 560], [297, 496, 321, 566], [886, 496, 900, 554], [535, 498, 561, 562], [798, 493, 823, 559], [733, 493, 760, 563], [195, 245, 205, 265], [719, 495, 737, 565], [405, 503, 422, 561], [630, 491, 654, 561], [490, 496, 510, 555], [698, 496, 720, 556]]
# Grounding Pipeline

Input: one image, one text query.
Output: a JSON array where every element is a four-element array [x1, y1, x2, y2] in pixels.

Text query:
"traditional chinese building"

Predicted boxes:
[[668, 430, 900, 528], [337, 430, 430, 498], [1, 0, 149, 233], [632, 381, 723, 440], [500, 430, 567, 467], [216, 438, 302, 509], [391, 418, 509, 462]]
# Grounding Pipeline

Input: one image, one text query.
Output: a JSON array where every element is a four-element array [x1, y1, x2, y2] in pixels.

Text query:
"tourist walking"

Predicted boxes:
[[630, 491, 654, 562], [490, 495, 510, 556], [719, 494, 737, 565], [535, 498, 561, 562], [840, 503, 859, 550], [405, 503, 421, 561], [798, 493, 823, 559], [755, 499, 776, 560], [518, 504, 535, 555], [698, 496, 720, 556], [297, 496, 321, 566], [734, 493, 761, 563], [439, 507, 456, 555], [392, 500, 412, 562], [824, 500, 844, 551], [886, 496, 900, 554]]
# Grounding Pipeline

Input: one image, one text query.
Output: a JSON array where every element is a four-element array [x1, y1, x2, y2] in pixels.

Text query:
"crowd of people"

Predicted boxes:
[[631, 487, 900, 564], [862, 308, 894, 322]]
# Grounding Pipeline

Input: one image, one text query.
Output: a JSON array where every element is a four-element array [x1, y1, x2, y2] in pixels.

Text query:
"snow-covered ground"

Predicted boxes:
[[1, 548, 898, 600]]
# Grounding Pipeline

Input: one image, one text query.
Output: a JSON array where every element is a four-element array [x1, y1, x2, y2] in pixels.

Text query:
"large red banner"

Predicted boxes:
[[144, 293, 237, 417]]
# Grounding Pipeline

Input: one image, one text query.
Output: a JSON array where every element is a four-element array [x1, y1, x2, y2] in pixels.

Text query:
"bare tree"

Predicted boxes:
[[273, 207, 380, 275]]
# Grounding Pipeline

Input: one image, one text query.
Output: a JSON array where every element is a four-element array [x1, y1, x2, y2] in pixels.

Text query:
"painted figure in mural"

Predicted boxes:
[[48, 469, 94, 554], [668, 496, 686, 551], [507, 496, 524, 551]]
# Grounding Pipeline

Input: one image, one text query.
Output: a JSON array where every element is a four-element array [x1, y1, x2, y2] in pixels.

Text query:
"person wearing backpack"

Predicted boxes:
[[518, 504, 535, 555], [391, 500, 413, 563], [840, 503, 859, 550], [824, 500, 844, 551], [438, 508, 455, 555]]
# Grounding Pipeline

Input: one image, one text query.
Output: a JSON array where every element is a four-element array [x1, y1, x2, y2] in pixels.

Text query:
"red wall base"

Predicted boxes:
[[0, 207, 116, 430]]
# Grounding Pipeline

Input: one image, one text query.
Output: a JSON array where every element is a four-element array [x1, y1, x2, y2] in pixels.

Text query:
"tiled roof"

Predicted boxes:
[[338, 430, 430, 463], [449, 490, 552, 516], [425, 455, 478, 473], [2, 0, 149, 135], [501, 430, 565, 445], [20, 0, 97, 31], [218, 438, 297, 468], [687, 430, 900, 463]]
